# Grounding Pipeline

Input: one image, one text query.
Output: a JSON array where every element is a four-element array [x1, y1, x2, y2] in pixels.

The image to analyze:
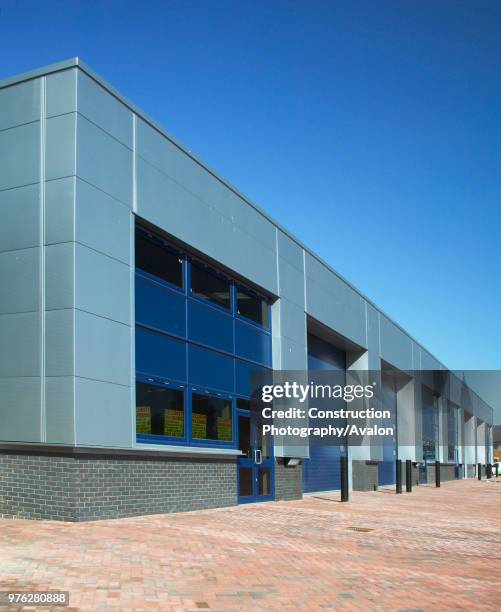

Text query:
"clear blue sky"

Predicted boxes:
[[1, 0, 500, 374]]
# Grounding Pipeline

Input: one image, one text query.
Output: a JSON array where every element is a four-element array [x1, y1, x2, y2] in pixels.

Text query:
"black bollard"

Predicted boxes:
[[406, 460, 412, 492], [340, 455, 349, 502], [478, 463, 482, 480], [496, 463, 499, 478], [396, 459, 402, 494], [486, 464, 492, 479], [435, 460, 441, 487]]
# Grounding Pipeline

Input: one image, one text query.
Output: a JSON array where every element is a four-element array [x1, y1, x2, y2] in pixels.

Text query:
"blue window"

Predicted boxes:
[[136, 227, 183, 289], [134, 221, 272, 448], [235, 319, 272, 366], [191, 261, 231, 310], [236, 286, 270, 328], [235, 359, 269, 398], [191, 392, 233, 442], [187, 299, 233, 353], [136, 326, 186, 383], [188, 344, 234, 394], [136, 381, 185, 439], [422, 386, 438, 461], [136, 275, 186, 338]]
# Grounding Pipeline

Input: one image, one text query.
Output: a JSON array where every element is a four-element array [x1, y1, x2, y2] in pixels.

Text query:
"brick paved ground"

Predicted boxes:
[[0, 478, 500, 611]]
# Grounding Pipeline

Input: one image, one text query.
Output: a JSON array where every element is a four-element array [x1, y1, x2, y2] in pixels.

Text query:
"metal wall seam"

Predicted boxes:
[[132, 113, 137, 213], [39, 76, 46, 442]]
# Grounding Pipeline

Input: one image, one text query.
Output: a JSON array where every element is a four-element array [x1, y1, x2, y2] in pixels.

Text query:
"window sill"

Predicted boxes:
[[133, 442, 243, 456]]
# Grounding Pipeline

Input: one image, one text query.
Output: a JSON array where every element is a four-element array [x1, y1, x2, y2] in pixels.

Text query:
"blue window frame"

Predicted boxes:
[[135, 222, 273, 448]]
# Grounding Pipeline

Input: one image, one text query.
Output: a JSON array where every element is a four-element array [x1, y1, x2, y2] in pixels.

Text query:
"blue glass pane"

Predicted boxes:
[[188, 345, 234, 393], [187, 300, 233, 353], [136, 275, 185, 338], [235, 320, 272, 366], [235, 359, 268, 398], [136, 326, 186, 382]]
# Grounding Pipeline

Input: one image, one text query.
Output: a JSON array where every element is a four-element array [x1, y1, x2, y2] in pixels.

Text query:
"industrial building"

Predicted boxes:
[[0, 59, 494, 521]]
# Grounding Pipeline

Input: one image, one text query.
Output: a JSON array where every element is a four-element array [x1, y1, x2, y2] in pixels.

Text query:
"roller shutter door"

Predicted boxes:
[[303, 334, 346, 493], [302, 445, 341, 493], [379, 370, 397, 486]]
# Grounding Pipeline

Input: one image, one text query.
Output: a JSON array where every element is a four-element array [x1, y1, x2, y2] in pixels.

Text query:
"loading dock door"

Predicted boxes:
[[303, 334, 346, 493], [302, 445, 341, 492], [379, 370, 397, 486]]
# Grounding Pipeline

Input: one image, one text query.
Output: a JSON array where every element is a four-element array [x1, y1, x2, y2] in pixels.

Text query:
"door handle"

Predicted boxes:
[[255, 449, 262, 465]]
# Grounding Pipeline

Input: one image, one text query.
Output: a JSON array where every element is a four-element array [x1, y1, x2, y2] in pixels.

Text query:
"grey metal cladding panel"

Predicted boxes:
[[0, 248, 39, 314], [449, 375, 462, 406], [271, 335, 282, 369], [420, 348, 442, 372], [278, 257, 304, 308], [45, 309, 74, 376], [75, 377, 132, 447], [0, 122, 40, 190], [305, 254, 366, 347], [224, 225, 276, 294], [45, 113, 76, 180], [136, 119, 275, 252], [280, 336, 308, 370], [136, 117, 201, 179], [46, 69, 77, 118], [45, 243, 74, 310], [0, 79, 40, 131], [75, 309, 131, 387], [45, 177, 75, 245], [366, 303, 380, 357], [279, 298, 306, 346], [75, 244, 130, 325], [277, 230, 303, 271], [75, 178, 131, 264], [76, 114, 132, 207], [0, 184, 40, 252], [0, 312, 40, 377], [379, 315, 413, 371], [0, 377, 41, 442], [45, 376, 75, 444], [137, 157, 277, 293], [77, 71, 132, 148], [209, 183, 276, 252]]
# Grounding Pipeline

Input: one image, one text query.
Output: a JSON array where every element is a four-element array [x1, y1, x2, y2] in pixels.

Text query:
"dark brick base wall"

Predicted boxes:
[[0, 452, 237, 521], [440, 464, 456, 482], [426, 463, 458, 484], [274, 458, 302, 500], [0, 455, 77, 521], [352, 460, 378, 491]]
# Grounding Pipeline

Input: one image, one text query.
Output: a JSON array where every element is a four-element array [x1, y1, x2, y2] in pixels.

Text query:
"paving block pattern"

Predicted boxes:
[[0, 478, 500, 610]]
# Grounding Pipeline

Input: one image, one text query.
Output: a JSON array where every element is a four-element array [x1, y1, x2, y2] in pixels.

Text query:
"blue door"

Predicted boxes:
[[237, 410, 274, 503]]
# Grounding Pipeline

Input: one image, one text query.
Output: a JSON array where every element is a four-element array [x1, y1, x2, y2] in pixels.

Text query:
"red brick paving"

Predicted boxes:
[[0, 479, 500, 611]]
